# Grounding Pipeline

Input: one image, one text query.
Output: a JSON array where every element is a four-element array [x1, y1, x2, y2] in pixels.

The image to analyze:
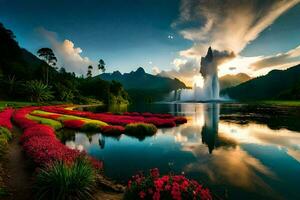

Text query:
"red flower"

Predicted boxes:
[[150, 168, 160, 179], [139, 191, 146, 199], [0, 107, 14, 130], [63, 120, 85, 129], [126, 168, 212, 200]]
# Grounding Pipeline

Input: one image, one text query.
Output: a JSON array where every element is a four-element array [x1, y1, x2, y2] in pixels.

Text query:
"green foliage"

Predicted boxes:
[[24, 80, 54, 102], [87, 65, 93, 78], [0, 187, 9, 197], [0, 127, 12, 141], [37, 48, 57, 67], [81, 123, 102, 132], [98, 59, 106, 73], [125, 123, 157, 136], [26, 114, 63, 130], [0, 127, 12, 157], [0, 23, 130, 104], [34, 157, 96, 200]]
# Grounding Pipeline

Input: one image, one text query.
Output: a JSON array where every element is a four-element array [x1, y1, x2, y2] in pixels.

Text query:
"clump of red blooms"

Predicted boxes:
[[13, 107, 103, 170], [101, 125, 125, 135], [0, 107, 14, 130], [125, 168, 212, 200], [40, 106, 187, 128], [63, 119, 85, 129]]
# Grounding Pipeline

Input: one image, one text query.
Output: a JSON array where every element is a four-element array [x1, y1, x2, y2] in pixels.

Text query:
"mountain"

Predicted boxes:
[[99, 67, 187, 91], [222, 65, 300, 100], [219, 73, 251, 90]]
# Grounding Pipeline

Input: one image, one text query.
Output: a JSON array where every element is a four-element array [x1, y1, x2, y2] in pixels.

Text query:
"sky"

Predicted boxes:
[[1, 0, 300, 86]]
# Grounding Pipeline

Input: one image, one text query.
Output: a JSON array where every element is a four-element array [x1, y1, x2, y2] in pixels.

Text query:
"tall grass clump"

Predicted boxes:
[[35, 157, 96, 200]]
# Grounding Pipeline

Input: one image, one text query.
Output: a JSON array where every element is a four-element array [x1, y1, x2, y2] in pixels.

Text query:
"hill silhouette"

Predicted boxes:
[[223, 65, 300, 100]]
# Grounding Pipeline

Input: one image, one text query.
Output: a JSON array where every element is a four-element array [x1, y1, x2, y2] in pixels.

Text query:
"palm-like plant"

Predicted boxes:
[[24, 80, 54, 102]]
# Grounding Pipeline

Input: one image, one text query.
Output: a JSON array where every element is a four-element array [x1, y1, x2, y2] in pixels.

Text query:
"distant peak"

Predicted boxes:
[[112, 70, 122, 75], [135, 67, 145, 74]]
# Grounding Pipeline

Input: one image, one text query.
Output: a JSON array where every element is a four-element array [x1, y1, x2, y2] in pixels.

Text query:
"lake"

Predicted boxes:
[[65, 103, 300, 199]]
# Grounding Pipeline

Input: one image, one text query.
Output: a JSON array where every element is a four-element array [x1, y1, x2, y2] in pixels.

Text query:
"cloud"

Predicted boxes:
[[175, 0, 300, 57], [37, 27, 94, 75], [159, 58, 200, 86], [151, 66, 161, 75], [251, 45, 300, 70], [157, 0, 299, 85]]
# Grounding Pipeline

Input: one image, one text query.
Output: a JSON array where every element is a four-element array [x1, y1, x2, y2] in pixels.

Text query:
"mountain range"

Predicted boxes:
[[223, 64, 300, 100], [98, 67, 187, 91], [219, 73, 251, 90]]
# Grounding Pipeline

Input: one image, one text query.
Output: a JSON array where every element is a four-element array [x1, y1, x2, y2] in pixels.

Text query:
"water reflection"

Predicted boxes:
[[66, 103, 300, 199]]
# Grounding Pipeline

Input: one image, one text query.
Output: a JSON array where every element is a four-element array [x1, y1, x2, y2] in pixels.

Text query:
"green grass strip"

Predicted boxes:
[[26, 114, 63, 130]]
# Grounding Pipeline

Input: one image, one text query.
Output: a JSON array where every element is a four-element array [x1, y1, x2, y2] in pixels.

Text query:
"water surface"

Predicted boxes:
[[65, 103, 300, 199]]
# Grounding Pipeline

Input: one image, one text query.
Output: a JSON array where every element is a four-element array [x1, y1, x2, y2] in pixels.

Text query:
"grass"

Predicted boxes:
[[26, 114, 63, 130], [258, 100, 300, 107], [34, 157, 96, 200], [0, 101, 35, 109]]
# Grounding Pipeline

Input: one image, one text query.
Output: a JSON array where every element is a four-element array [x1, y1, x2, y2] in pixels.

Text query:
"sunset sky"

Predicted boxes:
[[1, 0, 300, 86]]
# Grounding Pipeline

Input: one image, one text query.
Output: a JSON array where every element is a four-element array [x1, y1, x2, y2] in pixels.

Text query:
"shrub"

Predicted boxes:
[[125, 123, 157, 136], [26, 114, 63, 130], [81, 123, 102, 132], [101, 125, 125, 135], [35, 157, 96, 200], [124, 168, 212, 200]]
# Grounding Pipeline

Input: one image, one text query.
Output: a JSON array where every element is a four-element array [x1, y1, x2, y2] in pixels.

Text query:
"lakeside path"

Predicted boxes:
[[3, 127, 32, 200]]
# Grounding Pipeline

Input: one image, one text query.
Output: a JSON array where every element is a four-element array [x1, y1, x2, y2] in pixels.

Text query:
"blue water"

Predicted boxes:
[[65, 103, 300, 199]]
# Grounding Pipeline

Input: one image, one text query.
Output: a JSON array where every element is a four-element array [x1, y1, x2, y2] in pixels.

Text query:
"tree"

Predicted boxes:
[[37, 48, 57, 85], [98, 59, 106, 73], [87, 65, 93, 78]]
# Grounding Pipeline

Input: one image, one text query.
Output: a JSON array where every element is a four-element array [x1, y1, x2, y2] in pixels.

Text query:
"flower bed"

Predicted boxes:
[[0, 108, 14, 130], [31, 110, 108, 131], [13, 108, 103, 170], [125, 168, 212, 200], [26, 114, 63, 130], [39, 106, 187, 128]]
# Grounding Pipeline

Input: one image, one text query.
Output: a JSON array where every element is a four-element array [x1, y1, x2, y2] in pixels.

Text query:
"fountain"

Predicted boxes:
[[168, 47, 227, 102]]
